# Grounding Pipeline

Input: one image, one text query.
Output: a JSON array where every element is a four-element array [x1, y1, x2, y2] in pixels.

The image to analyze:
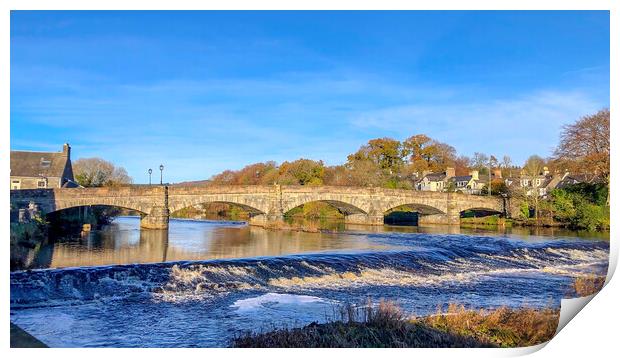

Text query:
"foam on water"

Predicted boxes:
[[10, 236, 609, 308], [231, 293, 329, 312]]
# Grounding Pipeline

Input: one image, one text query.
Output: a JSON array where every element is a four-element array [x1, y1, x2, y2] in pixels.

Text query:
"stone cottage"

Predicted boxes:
[[10, 143, 78, 189]]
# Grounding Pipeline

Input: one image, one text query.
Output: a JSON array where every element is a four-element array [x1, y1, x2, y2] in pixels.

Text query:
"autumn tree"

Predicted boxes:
[[402, 134, 457, 174], [347, 137, 404, 174], [210, 161, 279, 185], [323, 165, 352, 186], [453, 155, 472, 176], [73, 158, 133, 187], [343, 158, 387, 187], [554, 109, 610, 183], [278, 159, 325, 185]]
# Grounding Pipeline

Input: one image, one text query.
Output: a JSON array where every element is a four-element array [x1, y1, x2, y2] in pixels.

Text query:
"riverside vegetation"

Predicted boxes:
[[232, 276, 605, 348], [232, 300, 559, 348]]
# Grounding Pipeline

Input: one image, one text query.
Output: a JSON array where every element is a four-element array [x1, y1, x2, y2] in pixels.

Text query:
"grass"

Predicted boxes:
[[231, 300, 559, 348], [573, 275, 606, 296], [460, 215, 512, 228], [421, 303, 558, 348]]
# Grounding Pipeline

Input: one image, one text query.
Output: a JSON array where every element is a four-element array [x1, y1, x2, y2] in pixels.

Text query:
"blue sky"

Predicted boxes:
[[11, 11, 609, 183]]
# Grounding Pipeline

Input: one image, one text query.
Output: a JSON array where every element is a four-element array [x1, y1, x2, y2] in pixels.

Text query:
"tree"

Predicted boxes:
[[501, 155, 513, 177], [211, 161, 279, 185], [520, 155, 547, 223], [323, 165, 351, 186], [73, 158, 133, 187], [471, 152, 490, 174], [348, 137, 404, 174], [278, 159, 325, 185], [343, 158, 386, 187], [554, 108, 610, 204], [489, 155, 499, 169], [523, 155, 545, 178], [454, 155, 471, 176], [402, 134, 456, 173]]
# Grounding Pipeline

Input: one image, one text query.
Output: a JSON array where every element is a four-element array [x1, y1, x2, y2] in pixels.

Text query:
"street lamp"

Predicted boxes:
[[148, 168, 152, 185], [159, 164, 164, 185]]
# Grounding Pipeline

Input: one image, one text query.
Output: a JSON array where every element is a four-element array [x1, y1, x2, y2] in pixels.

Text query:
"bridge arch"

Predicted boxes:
[[169, 200, 266, 220], [49, 202, 149, 216], [283, 199, 367, 217], [167, 196, 268, 217], [280, 193, 370, 215], [382, 203, 446, 216], [459, 206, 504, 219], [460, 206, 503, 213], [381, 203, 447, 226]]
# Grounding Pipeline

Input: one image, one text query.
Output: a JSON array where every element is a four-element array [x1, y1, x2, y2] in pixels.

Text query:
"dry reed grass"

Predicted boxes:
[[231, 299, 559, 348]]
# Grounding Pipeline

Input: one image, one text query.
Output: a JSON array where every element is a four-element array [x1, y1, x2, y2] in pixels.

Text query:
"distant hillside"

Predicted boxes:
[[170, 179, 212, 187]]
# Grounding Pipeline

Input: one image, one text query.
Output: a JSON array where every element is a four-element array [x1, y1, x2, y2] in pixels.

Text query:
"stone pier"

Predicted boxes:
[[140, 206, 170, 230]]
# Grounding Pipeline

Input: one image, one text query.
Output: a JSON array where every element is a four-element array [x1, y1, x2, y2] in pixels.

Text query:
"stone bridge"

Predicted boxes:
[[10, 185, 515, 230]]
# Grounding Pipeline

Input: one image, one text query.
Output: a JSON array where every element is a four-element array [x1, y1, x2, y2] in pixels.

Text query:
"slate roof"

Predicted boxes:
[[555, 175, 589, 189], [451, 175, 472, 182], [10, 150, 70, 178], [423, 173, 446, 182]]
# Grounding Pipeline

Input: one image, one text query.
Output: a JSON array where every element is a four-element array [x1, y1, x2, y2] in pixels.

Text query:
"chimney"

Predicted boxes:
[[445, 167, 455, 179], [62, 143, 71, 158], [469, 170, 479, 180], [493, 168, 502, 179]]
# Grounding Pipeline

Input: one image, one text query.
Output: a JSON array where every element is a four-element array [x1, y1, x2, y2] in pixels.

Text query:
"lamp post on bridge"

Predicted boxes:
[[159, 164, 164, 185], [148, 168, 152, 185]]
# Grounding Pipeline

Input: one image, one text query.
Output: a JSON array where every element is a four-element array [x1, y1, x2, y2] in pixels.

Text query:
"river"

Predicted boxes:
[[10, 216, 609, 347]]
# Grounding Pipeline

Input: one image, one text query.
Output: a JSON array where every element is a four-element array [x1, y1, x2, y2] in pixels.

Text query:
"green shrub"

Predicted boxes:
[[549, 185, 609, 231]]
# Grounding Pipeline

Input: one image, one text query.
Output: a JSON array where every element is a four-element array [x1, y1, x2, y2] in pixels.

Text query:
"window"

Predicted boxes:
[[37, 180, 47, 188], [40, 158, 51, 168], [11, 180, 20, 190]]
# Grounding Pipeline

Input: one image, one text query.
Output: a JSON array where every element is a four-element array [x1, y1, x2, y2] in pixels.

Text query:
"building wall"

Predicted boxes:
[[10, 176, 62, 190]]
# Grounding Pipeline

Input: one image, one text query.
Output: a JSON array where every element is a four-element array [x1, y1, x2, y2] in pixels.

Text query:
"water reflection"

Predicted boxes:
[[23, 216, 608, 270], [28, 217, 396, 270]]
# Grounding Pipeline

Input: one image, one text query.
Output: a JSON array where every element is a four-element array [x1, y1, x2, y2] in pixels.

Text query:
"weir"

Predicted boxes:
[[10, 185, 514, 231]]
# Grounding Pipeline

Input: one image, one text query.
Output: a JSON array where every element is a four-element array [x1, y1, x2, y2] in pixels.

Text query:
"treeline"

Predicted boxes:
[[211, 109, 610, 192], [212, 135, 497, 189]]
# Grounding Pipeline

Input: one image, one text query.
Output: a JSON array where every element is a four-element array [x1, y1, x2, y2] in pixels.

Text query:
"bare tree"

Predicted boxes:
[[73, 158, 133, 187], [554, 108, 610, 205], [554, 109, 610, 180], [522, 155, 546, 223], [471, 152, 489, 172], [501, 155, 513, 177]]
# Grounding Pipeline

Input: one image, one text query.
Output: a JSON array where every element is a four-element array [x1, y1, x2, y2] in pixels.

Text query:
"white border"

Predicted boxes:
[[2, 1, 617, 357]]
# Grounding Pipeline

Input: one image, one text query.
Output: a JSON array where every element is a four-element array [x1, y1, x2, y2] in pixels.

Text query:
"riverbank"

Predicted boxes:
[[233, 275, 605, 348], [231, 301, 559, 348], [10, 220, 47, 271]]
